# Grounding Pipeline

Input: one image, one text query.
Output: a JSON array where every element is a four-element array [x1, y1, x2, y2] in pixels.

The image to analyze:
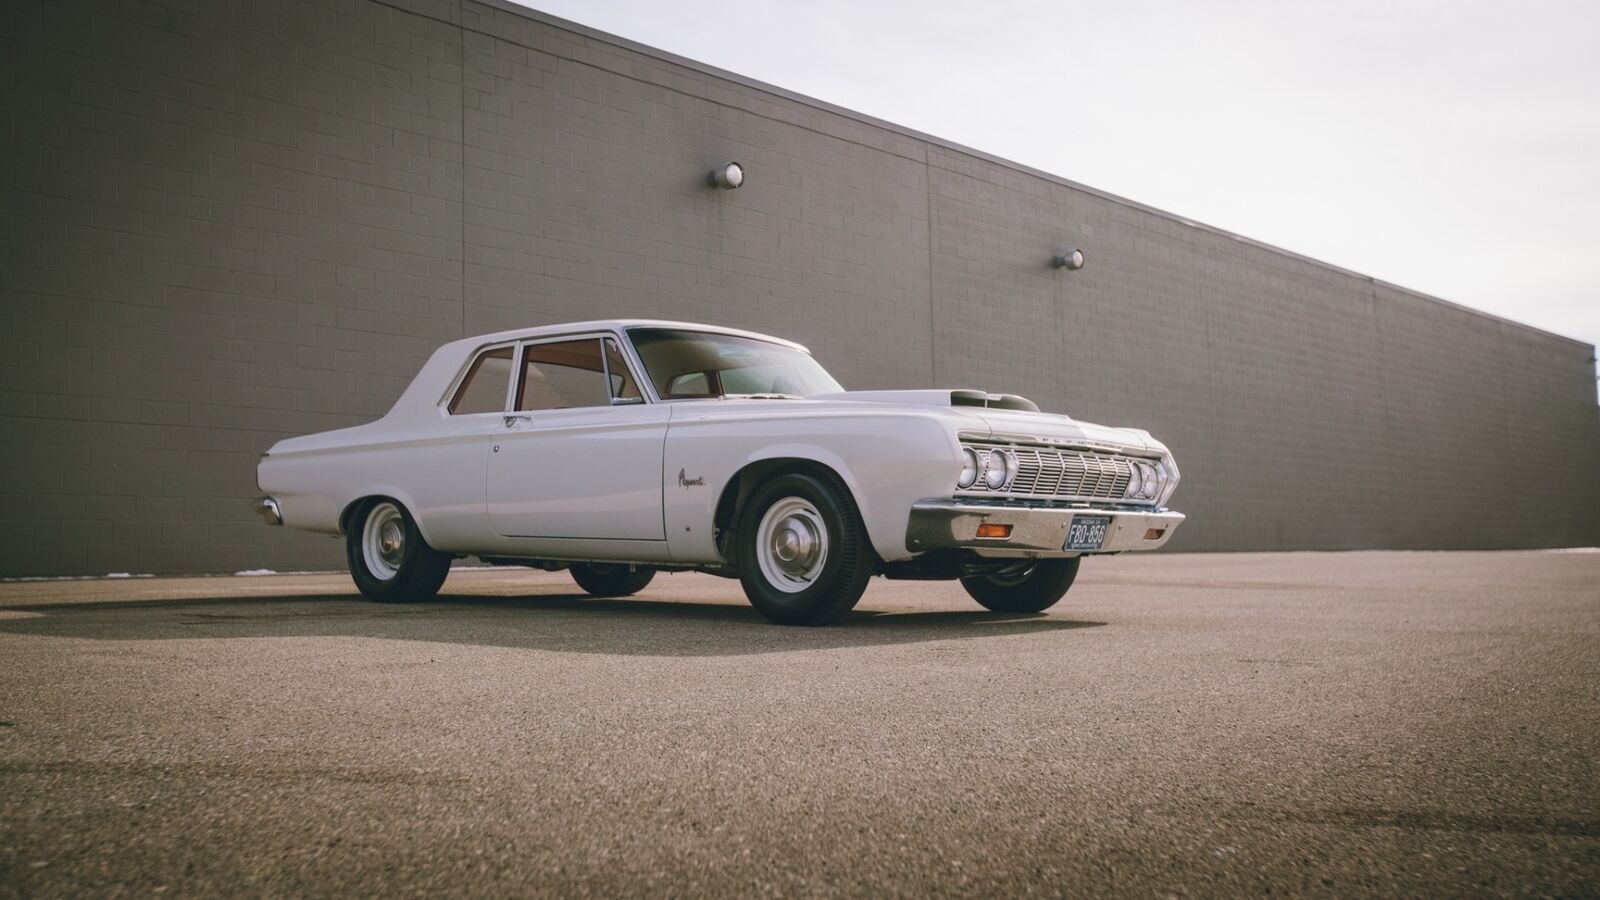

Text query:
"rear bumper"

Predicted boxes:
[[905, 499, 1183, 556]]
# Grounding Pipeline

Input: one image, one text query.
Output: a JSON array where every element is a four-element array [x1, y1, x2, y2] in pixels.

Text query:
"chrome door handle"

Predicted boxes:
[[502, 411, 534, 428]]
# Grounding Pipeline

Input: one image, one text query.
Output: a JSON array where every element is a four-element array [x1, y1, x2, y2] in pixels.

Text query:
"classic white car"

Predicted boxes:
[[254, 320, 1183, 625]]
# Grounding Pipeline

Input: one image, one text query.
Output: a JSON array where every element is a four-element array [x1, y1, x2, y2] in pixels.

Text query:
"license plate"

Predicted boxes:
[[1065, 515, 1109, 551]]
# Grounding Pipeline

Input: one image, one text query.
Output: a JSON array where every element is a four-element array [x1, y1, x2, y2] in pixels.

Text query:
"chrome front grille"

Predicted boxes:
[[994, 445, 1135, 502]]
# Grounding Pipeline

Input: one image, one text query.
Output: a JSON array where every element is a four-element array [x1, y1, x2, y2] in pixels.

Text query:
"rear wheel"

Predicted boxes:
[[736, 473, 872, 626], [345, 499, 451, 603], [960, 557, 1080, 613], [569, 563, 655, 597]]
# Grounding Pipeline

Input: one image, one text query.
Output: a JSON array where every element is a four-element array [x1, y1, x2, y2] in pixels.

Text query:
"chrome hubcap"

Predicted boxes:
[[362, 502, 406, 580], [773, 521, 817, 569], [379, 522, 403, 559], [755, 497, 828, 593]]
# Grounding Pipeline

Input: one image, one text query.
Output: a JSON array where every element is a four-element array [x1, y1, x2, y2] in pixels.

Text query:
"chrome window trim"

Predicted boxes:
[[440, 329, 658, 413], [510, 331, 647, 412], [438, 340, 520, 415], [598, 338, 615, 399], [620, 325, 835, 403], [601, 336, 647, 406]]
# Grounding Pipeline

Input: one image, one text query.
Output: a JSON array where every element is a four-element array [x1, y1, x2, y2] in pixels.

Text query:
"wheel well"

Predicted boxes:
[[712, 458, 868, 561], [339, 495, 393, 537]]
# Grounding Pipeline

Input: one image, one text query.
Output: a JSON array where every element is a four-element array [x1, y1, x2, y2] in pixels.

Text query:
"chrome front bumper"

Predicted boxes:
[[905, 499, 1184, 556]]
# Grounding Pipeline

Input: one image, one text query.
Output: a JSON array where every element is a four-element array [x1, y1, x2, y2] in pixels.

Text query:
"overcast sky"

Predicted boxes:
[[520, 0, 1599, 377]]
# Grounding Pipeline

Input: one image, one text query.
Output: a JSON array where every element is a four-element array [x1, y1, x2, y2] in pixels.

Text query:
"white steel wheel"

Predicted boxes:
[[361, 502, 407, 581], [754, 496, 830, 593], [736, 473, 872, 626], [345, 498, 451, 603]]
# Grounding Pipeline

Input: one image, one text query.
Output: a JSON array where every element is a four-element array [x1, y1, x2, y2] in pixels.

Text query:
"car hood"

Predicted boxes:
[[809, 390, 1164, 455]]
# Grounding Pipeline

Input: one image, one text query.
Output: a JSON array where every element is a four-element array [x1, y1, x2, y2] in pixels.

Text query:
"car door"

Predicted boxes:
[[486, 334, 670, 541]]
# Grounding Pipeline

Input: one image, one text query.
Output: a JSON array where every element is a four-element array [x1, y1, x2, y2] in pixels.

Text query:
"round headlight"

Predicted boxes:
[[1125, 463, 1143, 498], [958, 448, 979, 489], [983, 449, 1011, 490]]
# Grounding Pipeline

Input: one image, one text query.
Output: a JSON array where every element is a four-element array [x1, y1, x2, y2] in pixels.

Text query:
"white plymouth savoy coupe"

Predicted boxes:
[[254, 321, 1183, 625]]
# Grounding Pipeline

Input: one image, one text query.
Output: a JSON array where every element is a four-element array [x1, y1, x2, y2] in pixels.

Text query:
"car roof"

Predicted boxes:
[[380, 321, 812, 425], [443, 320, 811, 355]]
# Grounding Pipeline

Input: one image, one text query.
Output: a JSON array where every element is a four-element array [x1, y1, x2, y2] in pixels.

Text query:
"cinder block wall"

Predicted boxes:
[[2, 0, 1596, 575]]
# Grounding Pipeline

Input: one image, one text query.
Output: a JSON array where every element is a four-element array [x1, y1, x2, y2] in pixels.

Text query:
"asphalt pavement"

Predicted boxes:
[[0, 550, 1596, 897]]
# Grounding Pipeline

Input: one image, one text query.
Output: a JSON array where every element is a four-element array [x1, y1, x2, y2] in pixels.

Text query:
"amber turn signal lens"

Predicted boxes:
[[1144, 528, 1166, 540], [976, 523, 1012, 539]]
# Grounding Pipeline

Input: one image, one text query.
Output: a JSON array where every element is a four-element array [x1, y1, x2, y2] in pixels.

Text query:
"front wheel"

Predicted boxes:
[[345, 499, 451, 603], [736, 473, 873, 626], [570, 563, 655, 597], [960, 557, 1080, 613]]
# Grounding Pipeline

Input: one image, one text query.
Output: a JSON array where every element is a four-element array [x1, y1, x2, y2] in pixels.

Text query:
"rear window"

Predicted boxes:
[[448, 347, 513, 414]]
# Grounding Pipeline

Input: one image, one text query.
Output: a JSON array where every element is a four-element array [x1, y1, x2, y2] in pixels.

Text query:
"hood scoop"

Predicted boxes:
[[811, 388, 1041, 412], [948, 389, 1039, 412], [808, 389, 1153, 453]]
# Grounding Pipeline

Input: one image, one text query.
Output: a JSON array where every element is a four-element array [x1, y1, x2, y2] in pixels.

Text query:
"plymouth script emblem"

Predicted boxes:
[[678, 469, 706, 488]]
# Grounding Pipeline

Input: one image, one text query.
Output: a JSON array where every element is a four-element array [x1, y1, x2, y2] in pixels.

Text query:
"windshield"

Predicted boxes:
[[627, 328, 843, 400]]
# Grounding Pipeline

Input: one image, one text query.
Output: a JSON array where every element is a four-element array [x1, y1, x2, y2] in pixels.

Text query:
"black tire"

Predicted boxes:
[[570, 563, 656, 597], [735, 472, 873, 626], [960, 557, 1080, 613], [345, 499, 451, 603]]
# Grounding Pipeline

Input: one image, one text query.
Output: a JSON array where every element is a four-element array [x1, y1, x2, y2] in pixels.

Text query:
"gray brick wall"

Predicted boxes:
[[1, 0, 1596, 576]]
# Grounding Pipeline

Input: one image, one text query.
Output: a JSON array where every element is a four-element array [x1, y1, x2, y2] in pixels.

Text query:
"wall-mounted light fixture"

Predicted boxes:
[[1053, 249, 1085, 271], [708, 161, 744, 189]]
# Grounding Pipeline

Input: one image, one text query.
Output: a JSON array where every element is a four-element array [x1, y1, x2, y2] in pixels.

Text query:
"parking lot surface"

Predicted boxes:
[[1, 550, 1596, 897]]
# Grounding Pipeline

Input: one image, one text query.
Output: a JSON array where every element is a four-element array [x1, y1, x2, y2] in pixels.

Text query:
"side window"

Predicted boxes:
[[604, 338, 642, 402], [516, 339, 611, 411], [448, 347, 513, 414]]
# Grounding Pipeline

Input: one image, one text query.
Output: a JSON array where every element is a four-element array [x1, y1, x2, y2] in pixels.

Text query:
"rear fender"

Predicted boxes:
[[336, 486, 435, 546]]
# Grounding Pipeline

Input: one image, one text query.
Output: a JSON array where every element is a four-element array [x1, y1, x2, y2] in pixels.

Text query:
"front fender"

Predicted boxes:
[[661, 410, 960, 564]]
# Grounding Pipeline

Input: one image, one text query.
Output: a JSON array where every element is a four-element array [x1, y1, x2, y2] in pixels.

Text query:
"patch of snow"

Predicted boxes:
[[233, 569, 278, 576]]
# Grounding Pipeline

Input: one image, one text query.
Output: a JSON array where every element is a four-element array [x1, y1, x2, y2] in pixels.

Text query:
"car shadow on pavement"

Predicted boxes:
[[0, 591, 1105, 657]]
